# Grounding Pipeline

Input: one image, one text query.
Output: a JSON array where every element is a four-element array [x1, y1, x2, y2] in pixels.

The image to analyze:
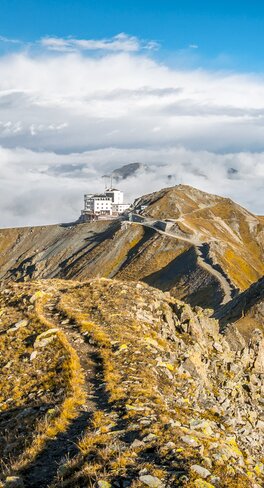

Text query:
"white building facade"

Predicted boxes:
[[81, 188, 130, 221], [105, 189, 124, 204], [84, 194, 112, 214]]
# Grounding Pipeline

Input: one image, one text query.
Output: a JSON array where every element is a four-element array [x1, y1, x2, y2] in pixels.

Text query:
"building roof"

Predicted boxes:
[[86, 194, 111, 199]]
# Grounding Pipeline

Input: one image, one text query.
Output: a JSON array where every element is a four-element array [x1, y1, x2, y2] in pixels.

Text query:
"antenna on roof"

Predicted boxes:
[[102, 176, 107, 190], [110, 174, 113, 189]]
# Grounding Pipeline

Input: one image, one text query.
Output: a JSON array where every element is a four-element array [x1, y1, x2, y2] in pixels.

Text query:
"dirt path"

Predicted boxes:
[[124, 219, 199, 245], [195, 245, 233, 304], [125, 217, 233, 305], [19, 293, 110, 488]]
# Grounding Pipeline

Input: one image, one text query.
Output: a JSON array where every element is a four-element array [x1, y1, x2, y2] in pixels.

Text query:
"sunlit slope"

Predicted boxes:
[[136, 185, 264, 290]]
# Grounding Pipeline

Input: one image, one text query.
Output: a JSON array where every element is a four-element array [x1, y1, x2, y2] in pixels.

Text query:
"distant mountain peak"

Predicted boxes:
[[103, 162, 148, 182]]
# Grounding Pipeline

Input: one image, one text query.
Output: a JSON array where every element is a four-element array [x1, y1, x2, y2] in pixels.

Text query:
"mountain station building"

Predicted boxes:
[[80, 188, 131, 222]]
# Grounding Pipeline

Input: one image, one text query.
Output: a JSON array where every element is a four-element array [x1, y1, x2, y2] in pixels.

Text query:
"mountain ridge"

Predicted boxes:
[[0, 184, 263, 312]]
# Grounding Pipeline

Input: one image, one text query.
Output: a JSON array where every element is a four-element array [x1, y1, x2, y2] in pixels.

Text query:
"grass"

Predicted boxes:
[[0, 278, 263, 487], [0, 284, 86, 480], [48, 279, 263, 487]]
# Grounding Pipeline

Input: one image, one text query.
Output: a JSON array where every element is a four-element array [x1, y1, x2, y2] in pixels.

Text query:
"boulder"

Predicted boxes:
[[139, 475, 163, 487]]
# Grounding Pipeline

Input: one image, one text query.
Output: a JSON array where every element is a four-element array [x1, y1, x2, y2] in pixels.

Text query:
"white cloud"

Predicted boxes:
[[0, 144, 263, 228], [0, 37, 263, 226], [0, 35, 22, 44], [40, 33, 159, 53]]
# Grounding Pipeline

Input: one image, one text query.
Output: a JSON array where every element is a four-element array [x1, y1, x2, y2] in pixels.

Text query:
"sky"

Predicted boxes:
[[0, 0, 264, 226]]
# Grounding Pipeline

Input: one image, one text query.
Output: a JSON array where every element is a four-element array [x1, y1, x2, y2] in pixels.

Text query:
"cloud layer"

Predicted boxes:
[[40, 33, 159, 53], [0, 34, 263, 226]]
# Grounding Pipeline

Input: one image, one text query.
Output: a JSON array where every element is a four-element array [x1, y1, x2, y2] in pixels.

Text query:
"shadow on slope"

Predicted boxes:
[[143, 247, 224, 310], [0, 403, 54, 474], [199, 243, 238, 299], [214, 275, 264, 329], [19, 411, 91, 488], [109, 226, 156, 278], [58, 220, 121, 278]]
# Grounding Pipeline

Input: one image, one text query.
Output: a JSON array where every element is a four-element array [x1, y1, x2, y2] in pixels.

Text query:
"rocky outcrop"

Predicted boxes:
[[215, 276, 264, 329], [1, 279, 263, 487]]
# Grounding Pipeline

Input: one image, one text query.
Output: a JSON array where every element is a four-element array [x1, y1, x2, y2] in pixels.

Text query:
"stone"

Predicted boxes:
[[30, 351, 38, 361], [97, 481, 111, 488], [213, 342, 223, 352], [4, 477, 24, 488], [190, 465, 211, 479], [168, 419, 181, 427], [189, 420, 214, 436], [209, 477, 221, 486], [131, 439, 145, 449], [225, 325, 246, 351], [3, 361, 12, 369], [143, 433, 157, 442], [181, 435, 200, 447], [29, 291, 44, 303], [140, 419, 153, 426], [122, 481, 131, 488], [16, 407, 35, 418], [165, 441, 176, 449], [8, 320, 28, 333], [35, 328, 59, 348], [15, 319, 28, 328], [256, 420, 264, 430], [139, 475, 163, 487], [139, 468, 148, 476], [182, 351, 209, 385], [253, 337, 264, 373]]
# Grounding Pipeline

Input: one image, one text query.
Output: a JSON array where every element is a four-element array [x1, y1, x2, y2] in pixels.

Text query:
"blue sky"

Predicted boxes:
[[1, 0, 264, 71], [0, 1, 264, 226]]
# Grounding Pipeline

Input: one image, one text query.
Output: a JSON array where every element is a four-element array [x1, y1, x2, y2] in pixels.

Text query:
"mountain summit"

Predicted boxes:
[[0, 185, 263, 311]]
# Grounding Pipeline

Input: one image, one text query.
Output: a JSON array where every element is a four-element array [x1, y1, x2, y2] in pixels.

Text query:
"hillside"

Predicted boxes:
[[0, 185, 263, 311], [0, 279, 264, 488], [133, 185, 264, 291], [215, 276, 264, 335]]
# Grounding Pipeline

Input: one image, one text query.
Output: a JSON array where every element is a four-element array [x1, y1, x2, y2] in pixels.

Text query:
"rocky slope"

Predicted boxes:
[[0, 185, 263, 312], [0, 278, 263, 488], [215, 276, 264, 334], [133, 185, 264, 291]]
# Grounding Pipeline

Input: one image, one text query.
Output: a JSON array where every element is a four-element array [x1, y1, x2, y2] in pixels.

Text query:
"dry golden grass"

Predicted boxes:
[[0, 291, 67, 471], [14, 291, 86, 467], [0, 284, 86, 480], [1, 278, 263, 487]]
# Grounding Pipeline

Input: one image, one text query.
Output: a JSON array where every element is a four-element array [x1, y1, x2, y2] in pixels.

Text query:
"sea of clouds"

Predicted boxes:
[[0, 33, 263, 227]]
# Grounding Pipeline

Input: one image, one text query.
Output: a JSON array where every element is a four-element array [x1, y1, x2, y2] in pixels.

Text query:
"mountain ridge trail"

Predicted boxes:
[[19, 289, 110, 488], [124, 215, 234, 304]]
